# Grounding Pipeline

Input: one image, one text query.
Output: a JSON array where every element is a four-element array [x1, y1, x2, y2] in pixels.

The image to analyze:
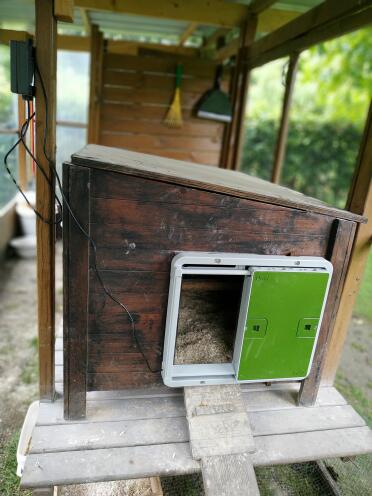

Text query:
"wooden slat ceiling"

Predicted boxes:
[[0, 0, 323, 45]]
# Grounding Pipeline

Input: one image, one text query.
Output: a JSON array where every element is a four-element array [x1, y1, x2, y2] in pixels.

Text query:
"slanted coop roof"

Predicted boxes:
[[71, 144, 365, 222]]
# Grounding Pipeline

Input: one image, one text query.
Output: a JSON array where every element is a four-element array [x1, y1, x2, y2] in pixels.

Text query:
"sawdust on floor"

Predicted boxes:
[[174, 289, 238, 365]]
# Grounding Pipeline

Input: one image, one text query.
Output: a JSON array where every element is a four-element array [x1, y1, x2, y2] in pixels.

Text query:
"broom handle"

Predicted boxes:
[[175, 64, 183, 89]]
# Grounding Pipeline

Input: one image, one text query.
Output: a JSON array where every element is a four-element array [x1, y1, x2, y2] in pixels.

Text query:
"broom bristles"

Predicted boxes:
[[164, 88, 183, 128]]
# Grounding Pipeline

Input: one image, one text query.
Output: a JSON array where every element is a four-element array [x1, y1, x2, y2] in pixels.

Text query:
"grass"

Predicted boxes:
[[0, 432, 32, 496], [354, 248, 372, 322], [336, 371, 372, 427], [20, 338, 39, 385]]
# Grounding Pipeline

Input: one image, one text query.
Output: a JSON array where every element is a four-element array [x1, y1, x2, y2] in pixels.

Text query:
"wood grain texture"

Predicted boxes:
[[247, 0, 372, 68], [221, 17, 257, 170], [82, 169, 339, 389], [271, 52, 299, 183], [184, 385, 255, 459], [97, 51, 228, 166], [63, 164, 90, 419], [299, 219, 357, 405], [21, 385, 370, 489], [87, 26, 104, 144], [35, 0, 56, 401], [202, 454, 259, 496], [322, 102, 372, 384], [71, 145, 364, 222], [64, 148, 363, 396]]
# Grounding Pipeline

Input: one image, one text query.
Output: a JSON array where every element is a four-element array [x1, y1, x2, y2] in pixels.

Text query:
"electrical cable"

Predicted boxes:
[[19, 100, 63, 214], [3, 106, 61, 225], [34, 61, 161, 373]]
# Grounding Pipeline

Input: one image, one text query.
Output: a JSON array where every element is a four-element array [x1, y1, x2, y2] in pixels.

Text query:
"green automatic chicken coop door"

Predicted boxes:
[[162, 253, 332, 387], [234, 268, 330, 381]]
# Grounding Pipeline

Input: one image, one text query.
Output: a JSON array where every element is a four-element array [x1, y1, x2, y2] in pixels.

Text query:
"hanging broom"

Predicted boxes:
[[164, 64, 183, 128]]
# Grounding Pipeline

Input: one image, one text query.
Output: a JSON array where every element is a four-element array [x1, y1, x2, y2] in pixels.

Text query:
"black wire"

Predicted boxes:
[[20, 100, 63, 214], [35, 61, 161, 373], [3, 106, 61, 225]]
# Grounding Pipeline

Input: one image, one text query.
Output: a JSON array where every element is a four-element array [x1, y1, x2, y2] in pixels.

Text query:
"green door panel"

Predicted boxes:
[[237, 270, 329, 381]]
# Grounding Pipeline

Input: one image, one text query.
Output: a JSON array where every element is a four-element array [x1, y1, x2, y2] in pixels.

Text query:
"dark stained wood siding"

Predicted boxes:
[[84, 167, 347, 391]]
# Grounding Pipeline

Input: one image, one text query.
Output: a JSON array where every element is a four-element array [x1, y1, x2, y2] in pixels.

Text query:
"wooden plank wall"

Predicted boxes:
[[98, 52, 229, 167], [83, 167, 355, 391]]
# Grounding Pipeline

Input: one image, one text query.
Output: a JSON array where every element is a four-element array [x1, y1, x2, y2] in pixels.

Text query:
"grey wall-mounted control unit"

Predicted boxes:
[[10, 39, 35, 100]]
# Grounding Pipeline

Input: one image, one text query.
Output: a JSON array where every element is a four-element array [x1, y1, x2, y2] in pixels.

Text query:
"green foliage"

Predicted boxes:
[[247, 28, 372, 129], [299, 27, 372, 127], [0, 45, 13, 125], [0, 432, 32, 496], [241, 119, 362, 208], [354, 249, 372, 322]]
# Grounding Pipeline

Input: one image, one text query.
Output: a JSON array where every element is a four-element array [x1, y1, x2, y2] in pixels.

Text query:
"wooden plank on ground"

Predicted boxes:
[[21, 426, 372, 488], [202, 454, 259, 496]]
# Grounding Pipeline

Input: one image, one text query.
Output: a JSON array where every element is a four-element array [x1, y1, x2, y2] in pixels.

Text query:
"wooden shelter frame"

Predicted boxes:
[[0, 0, 371, 492]]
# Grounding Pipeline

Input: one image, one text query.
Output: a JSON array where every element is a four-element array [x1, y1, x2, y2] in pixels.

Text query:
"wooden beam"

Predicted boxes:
[[179, 22, 198, 46], [17, 96, 27, 190], [271, 52, 299, 184], [220, 16, 258, 170], [57, 34, 90, 51], [79, 7, 91, 34], [54, 0, 75, 23], [109, 39, 198, 57], [35, 0, 57, 401], [75, 0, 299, 30], [249, 0, 277, 15], [0, 29, 30, 45], [57, 34, 198, 56], [247, 0, 372, 68], [87, 25, 104, 144], [322, 102, 372, 385]]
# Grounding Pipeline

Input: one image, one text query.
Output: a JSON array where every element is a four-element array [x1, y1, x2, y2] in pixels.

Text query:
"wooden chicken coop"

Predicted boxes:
[[1, 0, 371, 494]]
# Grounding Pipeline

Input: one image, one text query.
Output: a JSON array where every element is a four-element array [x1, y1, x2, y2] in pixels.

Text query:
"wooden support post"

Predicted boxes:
[[322, 102, 372, 385], [271, 52, 299, 184], [17, 96, 27, 190], [220, 16, 258, 170], [35, 0, 57, 401], [299, 218, 357, 406], [87, 25, 104, 144]]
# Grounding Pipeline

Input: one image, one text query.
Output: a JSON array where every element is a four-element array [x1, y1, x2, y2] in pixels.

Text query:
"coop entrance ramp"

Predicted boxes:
[[184, 384, 259, 495]]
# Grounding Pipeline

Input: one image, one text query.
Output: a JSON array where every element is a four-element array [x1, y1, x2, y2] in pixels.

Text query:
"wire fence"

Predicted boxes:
[[160, 455, 372, 495]]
